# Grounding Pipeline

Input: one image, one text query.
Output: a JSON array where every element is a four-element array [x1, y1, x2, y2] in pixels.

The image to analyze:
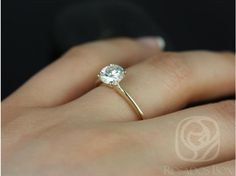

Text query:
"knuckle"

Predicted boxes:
[[65, 45, 83, 57], [147, 52, 192, 90], [65, 44, 94, 59], [62, 44, 101, 67]]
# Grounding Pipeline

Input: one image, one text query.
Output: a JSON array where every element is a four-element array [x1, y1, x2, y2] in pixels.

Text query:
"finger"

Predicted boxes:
[[66, 51, 234, 121], [134, 100, 235, 169], [3, 37, 162, 108], [175, 160, 235, 176]]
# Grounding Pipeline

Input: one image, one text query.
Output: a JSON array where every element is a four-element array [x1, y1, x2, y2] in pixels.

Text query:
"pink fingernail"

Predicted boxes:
[[137, 36, 166, 50]]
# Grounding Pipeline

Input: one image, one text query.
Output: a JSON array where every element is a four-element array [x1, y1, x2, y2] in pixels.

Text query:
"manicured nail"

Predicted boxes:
[[137, 36, 166, 50]]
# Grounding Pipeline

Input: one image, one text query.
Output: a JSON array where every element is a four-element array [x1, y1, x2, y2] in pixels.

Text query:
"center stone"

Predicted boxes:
[[99, 64, 125, 85]]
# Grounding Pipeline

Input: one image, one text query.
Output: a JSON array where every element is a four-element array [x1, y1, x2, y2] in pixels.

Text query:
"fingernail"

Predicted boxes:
[[137, 36, 166, 50]]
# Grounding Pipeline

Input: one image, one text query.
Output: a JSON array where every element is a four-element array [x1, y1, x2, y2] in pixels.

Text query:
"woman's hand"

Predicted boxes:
[[2, 38, 235, 176]]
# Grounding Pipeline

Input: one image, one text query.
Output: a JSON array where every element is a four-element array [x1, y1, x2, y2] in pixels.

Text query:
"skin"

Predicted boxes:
[[2, 38, 235, 176]]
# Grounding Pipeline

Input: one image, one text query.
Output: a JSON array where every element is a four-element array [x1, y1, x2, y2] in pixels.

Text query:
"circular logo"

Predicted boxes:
[[175, 116, 220, 162]]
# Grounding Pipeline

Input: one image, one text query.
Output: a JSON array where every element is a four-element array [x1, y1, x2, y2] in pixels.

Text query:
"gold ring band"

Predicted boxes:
[[114, 83, 144, 120], [97, 64, 144, 120]]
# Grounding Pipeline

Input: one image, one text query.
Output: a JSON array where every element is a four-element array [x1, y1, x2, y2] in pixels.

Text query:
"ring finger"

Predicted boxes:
[[65, 51, 234, 121]]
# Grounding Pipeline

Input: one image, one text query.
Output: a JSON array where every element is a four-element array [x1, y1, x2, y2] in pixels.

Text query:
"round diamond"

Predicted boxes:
[[99, 64, 125, 85]]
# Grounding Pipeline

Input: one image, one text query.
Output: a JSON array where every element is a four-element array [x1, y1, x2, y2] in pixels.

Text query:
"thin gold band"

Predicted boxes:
[[111, 83, 144, 120]]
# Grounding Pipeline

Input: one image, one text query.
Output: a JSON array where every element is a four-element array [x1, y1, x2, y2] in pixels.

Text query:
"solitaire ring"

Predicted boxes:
[[97, 64, 144, 120]]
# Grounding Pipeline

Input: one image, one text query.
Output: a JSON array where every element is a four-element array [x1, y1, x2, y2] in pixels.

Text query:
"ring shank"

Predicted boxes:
[[114, 83, 144, 120]]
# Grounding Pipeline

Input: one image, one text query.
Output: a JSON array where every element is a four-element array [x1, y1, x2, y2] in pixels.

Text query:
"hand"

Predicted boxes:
[[2, 38, 235, 176]]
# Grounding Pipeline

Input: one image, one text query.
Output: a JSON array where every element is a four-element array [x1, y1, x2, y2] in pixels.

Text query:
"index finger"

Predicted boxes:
[[3, 37, 163, 109]]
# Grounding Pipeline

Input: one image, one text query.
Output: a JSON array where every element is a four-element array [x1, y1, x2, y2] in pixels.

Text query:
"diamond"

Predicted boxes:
[[99, 64, 125, 85]]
